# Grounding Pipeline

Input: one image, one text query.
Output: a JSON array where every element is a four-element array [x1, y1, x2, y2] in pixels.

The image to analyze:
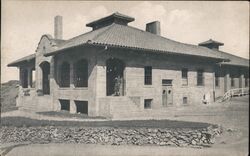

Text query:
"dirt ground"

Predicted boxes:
[[2, 96, 249, 156]]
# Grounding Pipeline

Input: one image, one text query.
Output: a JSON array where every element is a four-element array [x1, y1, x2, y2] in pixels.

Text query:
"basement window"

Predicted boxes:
[[59, 99, 70, 111], [144, 99, 152, 109], [75, 100, 88, 115], [183, 97, 188, 105]]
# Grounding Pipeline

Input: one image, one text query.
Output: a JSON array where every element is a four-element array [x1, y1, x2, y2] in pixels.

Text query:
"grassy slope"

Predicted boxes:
[[0, 116, 214, 129], [1, 80, 19, 112]]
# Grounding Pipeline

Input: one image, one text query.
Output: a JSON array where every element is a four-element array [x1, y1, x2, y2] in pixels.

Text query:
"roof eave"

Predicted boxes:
[[7, 54, 36, 67], [45, 42, 227, 62], [219, 63, 249, 68], [7, 59, 35, 67]]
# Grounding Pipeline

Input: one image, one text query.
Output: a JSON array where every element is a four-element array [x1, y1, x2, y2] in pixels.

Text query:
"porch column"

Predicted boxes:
[[19, 67, 23, 88], [224, 73, 230, 93], [239, 74, 245, 88], [36, 64, 43, 91], [70, 100, 76, 114], [50, 57, 55, 96], [50, 57, 55, 79], [70, 62, 74, 88]]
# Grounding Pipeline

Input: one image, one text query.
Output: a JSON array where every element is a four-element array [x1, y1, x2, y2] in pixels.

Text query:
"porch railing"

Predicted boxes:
[[219, 88, 249, 102]]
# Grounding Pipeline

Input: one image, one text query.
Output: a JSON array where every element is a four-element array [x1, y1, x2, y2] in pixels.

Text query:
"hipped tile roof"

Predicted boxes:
[[199, 39, 224, 46], [8, 12, 249, 68], [46, 23, 227, 61], [8, 54, 35, 67], [217, 51, 249, 67]]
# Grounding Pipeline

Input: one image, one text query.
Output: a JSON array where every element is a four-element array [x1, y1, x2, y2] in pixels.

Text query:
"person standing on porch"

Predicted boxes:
[[114, 75, 122, 96]]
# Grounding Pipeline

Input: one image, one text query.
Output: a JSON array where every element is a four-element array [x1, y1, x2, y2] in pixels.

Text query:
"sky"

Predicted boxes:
[[1, 1, 249, 83]]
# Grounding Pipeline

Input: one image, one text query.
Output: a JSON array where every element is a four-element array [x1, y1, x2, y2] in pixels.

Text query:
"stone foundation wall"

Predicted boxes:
[[0, 126, 222, 147]]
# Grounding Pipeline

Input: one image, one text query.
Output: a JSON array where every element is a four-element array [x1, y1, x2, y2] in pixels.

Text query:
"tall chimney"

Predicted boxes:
[[146, 21, 161, 35], [54, 15, 63, 39]]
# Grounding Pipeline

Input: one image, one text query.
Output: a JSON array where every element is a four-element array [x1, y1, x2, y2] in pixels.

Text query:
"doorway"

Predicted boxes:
[[40, 61, 50, 95], [106, 58, 125, 96], [162, 79, 173, 106]]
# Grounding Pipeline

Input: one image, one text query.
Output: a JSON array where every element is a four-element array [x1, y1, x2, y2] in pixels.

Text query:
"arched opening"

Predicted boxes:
[[40, 61, 50, 95], [21, 68, 28, 88], [106, 58, 125, 96], [73, 59, 88, 87], [60, 62, 70, 87]]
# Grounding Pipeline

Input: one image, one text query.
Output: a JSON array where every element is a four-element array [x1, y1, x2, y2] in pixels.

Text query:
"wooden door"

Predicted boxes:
[[162, 79, 173, 106]]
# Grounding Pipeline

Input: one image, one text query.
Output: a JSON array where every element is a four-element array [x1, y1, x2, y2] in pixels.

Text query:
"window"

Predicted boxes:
[[181, 68, 188, 86], [183, 97, 188, 104], [60, 62, 70, 87], [197, 69, 204, 86], [75, 101, 88, 114], [59, 99, 70, 111], [144, 99, 152, 109], [215, 72, 220, 87], [231, 77, 235, 87], [162, 79, 172, 86], [144, 66, 152, 85], [73, 59, 88, 87]]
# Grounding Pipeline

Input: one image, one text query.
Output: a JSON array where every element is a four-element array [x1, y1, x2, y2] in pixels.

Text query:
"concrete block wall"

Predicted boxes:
[[51, 48, 98, 116], [35, 35, 54, 91], [17, 37, 248, 118], [96, 49, 216, 117], [214, 77, 225, 98]]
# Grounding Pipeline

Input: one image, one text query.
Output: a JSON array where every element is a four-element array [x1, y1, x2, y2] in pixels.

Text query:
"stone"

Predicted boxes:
[[159, 142, 167, 146], [166, 141, 177, 146], [191, 140, 197, 145]]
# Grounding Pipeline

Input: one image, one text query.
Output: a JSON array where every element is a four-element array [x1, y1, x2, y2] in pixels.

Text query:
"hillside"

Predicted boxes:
[[1, 80, 19, 112]]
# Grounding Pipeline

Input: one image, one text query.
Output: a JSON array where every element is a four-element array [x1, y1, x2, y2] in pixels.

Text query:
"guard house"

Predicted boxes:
[[8, 12, 249, 118]]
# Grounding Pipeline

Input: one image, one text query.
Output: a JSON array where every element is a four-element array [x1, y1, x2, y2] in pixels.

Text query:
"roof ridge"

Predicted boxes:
[[58, 25, 113, 46], [218, 50, 249, 60], [126, 25, 190, 46], [125, 24, 218, 52]]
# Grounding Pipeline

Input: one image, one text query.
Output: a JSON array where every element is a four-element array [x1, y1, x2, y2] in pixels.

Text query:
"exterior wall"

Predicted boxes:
[[214, 77, 225, 98], [214, 66, 249, 98], [96, 49, 216, 117], [51, 47, 98, 116], [16, 39, 249, 118], [35, 36, 54, 91]]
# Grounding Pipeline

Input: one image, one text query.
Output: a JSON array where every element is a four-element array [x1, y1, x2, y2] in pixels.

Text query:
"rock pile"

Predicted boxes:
[[0, 126, 222, 147]]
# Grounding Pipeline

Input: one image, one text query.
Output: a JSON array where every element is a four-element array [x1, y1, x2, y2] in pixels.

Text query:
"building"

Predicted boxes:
[[8, 12, 249, 118]]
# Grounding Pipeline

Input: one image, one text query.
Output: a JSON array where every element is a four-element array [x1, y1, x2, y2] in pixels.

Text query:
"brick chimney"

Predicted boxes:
[[54, 15, 63, 39], [146, 21, 161, 35]]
